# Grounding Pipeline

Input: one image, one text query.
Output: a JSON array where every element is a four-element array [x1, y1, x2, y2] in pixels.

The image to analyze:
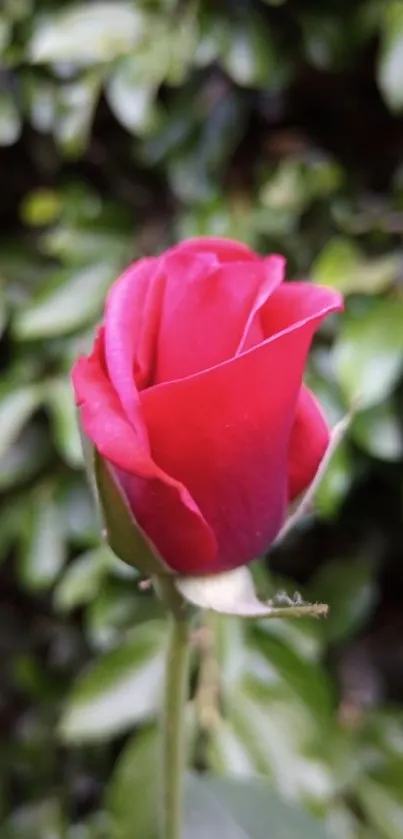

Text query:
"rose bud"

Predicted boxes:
[[72, 237, 342, 577]]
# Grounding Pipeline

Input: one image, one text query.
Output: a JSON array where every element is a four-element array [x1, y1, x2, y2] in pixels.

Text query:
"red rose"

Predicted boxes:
[[72, 237, 342, 576]]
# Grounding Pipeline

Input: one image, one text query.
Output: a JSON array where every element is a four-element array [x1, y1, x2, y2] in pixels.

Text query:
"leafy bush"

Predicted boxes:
[[1, 1, 403, 837]]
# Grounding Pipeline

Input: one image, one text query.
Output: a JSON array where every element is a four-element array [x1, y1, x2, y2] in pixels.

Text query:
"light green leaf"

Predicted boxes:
[[108, 750, 329, 839], [105, 60, 157, 135], [312, 237, 398, 295], [59, 621, 166, 742], [19, 485, 67, 591], [221, 18, 279, 87], [53, 547, 110, 613], [224, 694, 332, 805], [333, 299, 403, 409], [0, 16, 11, 52], [12, 262, 117, 339], [310, 560, 377, 644], [20, 188, 62, 227], [204, 619, 333, 803], [85, 582, 156, 652], [0, 90, 21, 146], [0, 498, 27, 558], [0, 384, 44, 460], [29, 2, 145, 65], [207, 718, 262, 779], [259, 161, 306, 214], [54, 74, 101, 157], [24, 76, 56, 134], [378, 1, 403, 111], [107, 726, 159, 839], [183, 774, 329, 839], [352, 402, 403, 461], [59, 479, 97, 547], [314, 444, 352, 517], [0, 423, 50, 492], [2, 800, 64, 839], [46, 377, 82, 467], [0, 285, 6, 339], [357, 772, 403, 839]]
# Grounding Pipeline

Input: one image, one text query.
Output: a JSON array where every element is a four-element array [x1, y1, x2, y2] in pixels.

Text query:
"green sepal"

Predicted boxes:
[[78, 418, 171, 578]]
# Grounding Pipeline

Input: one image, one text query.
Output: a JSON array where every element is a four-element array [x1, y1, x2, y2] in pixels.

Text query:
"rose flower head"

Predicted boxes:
[[72, 237, 343, 577]]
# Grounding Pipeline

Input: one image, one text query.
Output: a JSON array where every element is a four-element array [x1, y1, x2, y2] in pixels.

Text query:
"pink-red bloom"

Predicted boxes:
[[72, 237, 342, 575]]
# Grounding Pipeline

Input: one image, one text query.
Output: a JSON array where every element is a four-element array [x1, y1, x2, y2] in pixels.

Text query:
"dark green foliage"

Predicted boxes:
[[1, 1, 403, 836]]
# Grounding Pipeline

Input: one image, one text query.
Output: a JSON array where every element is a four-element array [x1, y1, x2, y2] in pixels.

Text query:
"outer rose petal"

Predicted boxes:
[[72, 330, 217, 571], [287, 386, 330, 502], [103, 256, 165, 406], [169, 236, 259, 262], [153, 252, 285, 383], [141, 284, 342, 574], [260, 281, 341, 339]]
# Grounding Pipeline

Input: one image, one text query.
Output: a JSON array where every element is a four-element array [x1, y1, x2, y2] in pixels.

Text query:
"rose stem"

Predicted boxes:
[[160, 610, 190, 839]]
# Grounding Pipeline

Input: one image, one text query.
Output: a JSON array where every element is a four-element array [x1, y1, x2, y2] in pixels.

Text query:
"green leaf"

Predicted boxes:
[[2, 800, 64, 839], [59, 479, 98, 547], [0, 90, 21, 146], [108, 748, 329, 839], [19, 485, 67, 591], [54, 74, 101, 158], [312, 237, 398, 295], [207, 718, 263, 778], [0, 423, 50, 492], [204, 620, 333, 803], [351, 402, 403, 461], [12, 262, 117, 339], [310, 560, 377, 644], [53, 547, 110, 613], [29, 2, 145, 65], [357, 769, 403, 839], [105, 60, 157, 136], [85, 581, 158, 652], [107, 726, 159, 839], [0, 384, 44, 460], [226, 677, 331, 798], [378, 1, 403, 111], [20, 188, 62, 227], [314, 443, 352, 517], [0, 498, 27, 558], [59, 620, 166, 742], [0, 15, 11, 53], [221, 18, 280, 87], [0, 284, 6, 339], [333, 299, 403, 409], [46, 377, 83, 467], [183, 774, 329, 839]]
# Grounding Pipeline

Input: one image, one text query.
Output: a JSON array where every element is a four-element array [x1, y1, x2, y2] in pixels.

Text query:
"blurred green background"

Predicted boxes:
[[1, 0, 403, 837]]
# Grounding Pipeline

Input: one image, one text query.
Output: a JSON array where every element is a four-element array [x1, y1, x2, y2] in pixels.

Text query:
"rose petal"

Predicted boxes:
[[236, 255, 285, 353], [72, 330, 217, 572], [287, 386, 330, 502], [261, 281, 343, 339], [103, 257, 163, 412], [73, 328, 151, 468], [169, 236, 259, 262], [153, 252, 285, 383], [141, 284, 342, 574]]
